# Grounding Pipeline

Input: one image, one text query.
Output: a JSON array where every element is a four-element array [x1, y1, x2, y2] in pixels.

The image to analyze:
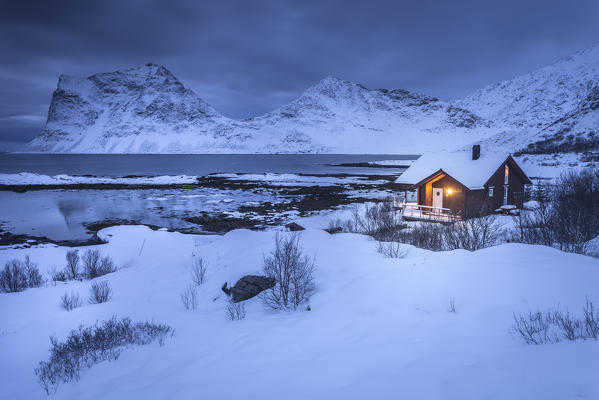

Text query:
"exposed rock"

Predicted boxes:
[[222, 275, 276, 302], [325, 226, 343, 234], [285, 222, 305, 231]]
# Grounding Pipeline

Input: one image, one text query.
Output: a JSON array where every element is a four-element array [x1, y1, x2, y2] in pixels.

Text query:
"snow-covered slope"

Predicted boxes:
[[27, 64, 237, 153], [25, 66, 495, 154], [1, 225, 598, 399], [237, 76, 494, 153], [456, 43, 599, 155], [26, 43, 599, 155]]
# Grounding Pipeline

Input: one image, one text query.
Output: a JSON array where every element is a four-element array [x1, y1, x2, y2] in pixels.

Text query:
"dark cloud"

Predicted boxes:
[[1, 0, 598, 148]]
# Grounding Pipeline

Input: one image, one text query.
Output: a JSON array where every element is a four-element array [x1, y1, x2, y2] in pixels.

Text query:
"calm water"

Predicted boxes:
[[0, 154, 415, 242], [0, 154, 417, 176]]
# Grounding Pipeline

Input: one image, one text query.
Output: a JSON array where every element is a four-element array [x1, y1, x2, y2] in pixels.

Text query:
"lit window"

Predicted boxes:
[[488, 187, 494, 197], [504, 165, 509, 184]]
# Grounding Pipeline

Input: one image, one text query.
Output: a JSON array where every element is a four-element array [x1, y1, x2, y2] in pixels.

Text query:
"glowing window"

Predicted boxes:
[[504, 165, 509, 184]]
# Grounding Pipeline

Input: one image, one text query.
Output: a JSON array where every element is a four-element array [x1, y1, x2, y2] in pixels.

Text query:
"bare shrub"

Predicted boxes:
[[82, 250, 116, 279], [548, 170, 599, 254], [554, 310, 583, 341], [403, 222, 447, 251], [65, 250, 80, 280], [583, 298, 599, 339], [510, 310, 556, 345], [513, 170, 599, 254], [448, 297, 456, 313], [23, 256, 43, 287], [82, 249, 101, 278], [261, 233, 315, 311], [511, 299, 599, 345], [512, 200, 554, 247], [444, 214, 500, 251], [98, 255, 116, 275], [390, 215, 500, 252], [0, 257, 43, 292], [346, 200, 405, 240], [226, 300, 246, 320], [51, 267, 69, 283], [190, 257, 207, 286], [376, 240, 408, 258], [180, 284, 198, 310], [34, 317, 172, 395], [88, 281, 113, 304], [0, 260, 27, 292], [60, 292, 82, 311]]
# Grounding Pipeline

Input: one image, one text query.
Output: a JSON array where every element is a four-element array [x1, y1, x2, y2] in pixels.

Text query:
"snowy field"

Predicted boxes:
[[1, 217, 598, 399]]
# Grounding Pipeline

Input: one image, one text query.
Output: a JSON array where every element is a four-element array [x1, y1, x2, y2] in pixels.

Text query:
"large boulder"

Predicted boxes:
[[222, 275, 276, 302], [285, 222, 305, 231]]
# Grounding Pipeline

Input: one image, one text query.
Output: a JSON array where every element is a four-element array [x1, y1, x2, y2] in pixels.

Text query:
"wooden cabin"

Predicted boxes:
[[395, 146, 531, 220]]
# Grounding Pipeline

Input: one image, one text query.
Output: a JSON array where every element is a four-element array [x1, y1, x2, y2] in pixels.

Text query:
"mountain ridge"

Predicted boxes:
[[26, 44, 599, 156]]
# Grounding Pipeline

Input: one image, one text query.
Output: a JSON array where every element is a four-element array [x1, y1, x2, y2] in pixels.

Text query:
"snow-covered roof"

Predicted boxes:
[[395, 151, 512, 189]]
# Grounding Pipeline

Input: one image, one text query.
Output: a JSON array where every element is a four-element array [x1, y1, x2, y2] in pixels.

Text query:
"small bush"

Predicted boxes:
[[52, 249, 116, 282], [180, 284, 198, 310], [190, 257, 207, 286], [0, 256, 43, 293], [65, 250, 80, 280], [88, 281, 112, 304], [24, 256, 43, 288], [226, 300, 246, 321], [261, 233, 315, 311], [511, 299, 599, 345], [51, 267, 69, 283], [82, 250, 116, 279], [448, 297, 456, 313], [513, 171, 599, 254], [376, 241, 408, 258], [60, 292, 82, 311], [403, 222, 447, 251], [345, 200, 405, 241], [34, 317, 172, 395]]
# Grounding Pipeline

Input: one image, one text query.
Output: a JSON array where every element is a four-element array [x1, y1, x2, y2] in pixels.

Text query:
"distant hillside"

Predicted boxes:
[[456, 43, 599, 160]]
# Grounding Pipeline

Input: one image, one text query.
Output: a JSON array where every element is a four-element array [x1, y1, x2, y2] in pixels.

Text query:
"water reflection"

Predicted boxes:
[[1, 187, 275, 242]]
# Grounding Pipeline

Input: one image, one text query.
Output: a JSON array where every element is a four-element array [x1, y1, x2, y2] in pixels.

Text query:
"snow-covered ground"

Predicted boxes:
[[368, 159, 415, 167], [211, 173, 388, 186], [1, 220, 598, 399], [0, 172, 392, 187], [515, 153, 596, 179]]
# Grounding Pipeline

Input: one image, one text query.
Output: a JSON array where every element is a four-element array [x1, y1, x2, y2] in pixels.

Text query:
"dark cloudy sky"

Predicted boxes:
[[1, 0, 598, 150]]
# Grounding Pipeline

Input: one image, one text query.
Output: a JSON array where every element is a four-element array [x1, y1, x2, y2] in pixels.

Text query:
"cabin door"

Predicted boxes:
[[432, 188, 443, 209]]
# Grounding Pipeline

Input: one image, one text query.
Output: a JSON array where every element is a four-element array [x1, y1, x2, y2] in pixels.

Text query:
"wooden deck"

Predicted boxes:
[[398, 201, 460, 223]]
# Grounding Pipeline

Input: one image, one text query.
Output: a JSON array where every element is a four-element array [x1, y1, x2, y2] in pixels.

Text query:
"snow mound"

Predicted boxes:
[[1, 225, 598, 399]]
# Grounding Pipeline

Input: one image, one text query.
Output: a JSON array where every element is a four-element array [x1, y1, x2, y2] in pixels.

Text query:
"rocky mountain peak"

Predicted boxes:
[[26, 43, 599, 155]]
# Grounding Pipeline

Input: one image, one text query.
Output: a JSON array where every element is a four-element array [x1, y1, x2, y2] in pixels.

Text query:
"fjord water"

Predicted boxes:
[[0, 154, 417, 176], [0, 154, 415, 242]]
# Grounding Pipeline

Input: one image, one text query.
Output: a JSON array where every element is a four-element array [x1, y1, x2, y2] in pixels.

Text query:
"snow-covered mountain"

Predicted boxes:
[[26, 43, 599, 155], [456, 43, 599, 156], [26, 64, 495, 154]]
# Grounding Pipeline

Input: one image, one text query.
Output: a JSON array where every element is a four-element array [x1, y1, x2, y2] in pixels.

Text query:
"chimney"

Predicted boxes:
[[472, 144, 480, 160]]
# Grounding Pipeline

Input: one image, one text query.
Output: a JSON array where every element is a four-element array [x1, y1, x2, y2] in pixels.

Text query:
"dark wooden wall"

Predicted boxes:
[[485, 158, 528, 209]]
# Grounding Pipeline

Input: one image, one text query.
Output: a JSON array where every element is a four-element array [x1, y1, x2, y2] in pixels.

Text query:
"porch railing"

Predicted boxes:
[[399, 200, 460, 223]]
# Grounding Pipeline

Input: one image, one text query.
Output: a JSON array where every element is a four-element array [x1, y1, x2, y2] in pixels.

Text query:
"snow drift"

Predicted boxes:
[[1, 225, 598, 399]]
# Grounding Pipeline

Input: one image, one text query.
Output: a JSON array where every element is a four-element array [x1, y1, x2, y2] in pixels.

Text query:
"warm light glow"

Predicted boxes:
[[447, 188, 453, 195]]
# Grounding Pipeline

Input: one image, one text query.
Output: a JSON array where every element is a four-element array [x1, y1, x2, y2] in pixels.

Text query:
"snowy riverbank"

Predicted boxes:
[[1, 223, 598, 399]]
